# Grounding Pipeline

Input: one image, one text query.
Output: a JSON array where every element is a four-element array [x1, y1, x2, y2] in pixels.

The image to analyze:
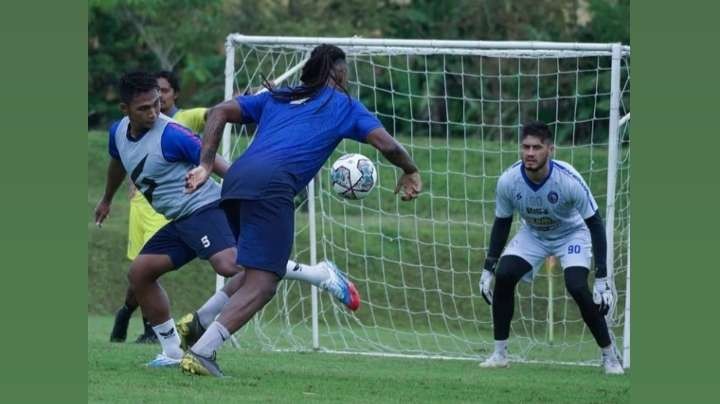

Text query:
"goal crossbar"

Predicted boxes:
[[226, 34, 631, 55]]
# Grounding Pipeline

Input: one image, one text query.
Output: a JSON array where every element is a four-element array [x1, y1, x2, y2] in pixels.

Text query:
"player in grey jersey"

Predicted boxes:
[[478, 121, 623, 375], [95, 72, 361, 368]]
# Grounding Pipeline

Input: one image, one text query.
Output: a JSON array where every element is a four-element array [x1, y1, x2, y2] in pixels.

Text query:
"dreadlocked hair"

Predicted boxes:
[[118, 71, 159, 104], [262, 44, 350, 102]]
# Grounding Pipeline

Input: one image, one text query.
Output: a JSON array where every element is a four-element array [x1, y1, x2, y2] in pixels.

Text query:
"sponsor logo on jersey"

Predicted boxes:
[[534, 223, 561, 232], [526, 207, 549, 215], [529, 216, 555, 226]]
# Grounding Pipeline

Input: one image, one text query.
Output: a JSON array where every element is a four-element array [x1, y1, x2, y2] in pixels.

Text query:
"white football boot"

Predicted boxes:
[[479, 351, 509, 368], [602, 351, 625, 375]]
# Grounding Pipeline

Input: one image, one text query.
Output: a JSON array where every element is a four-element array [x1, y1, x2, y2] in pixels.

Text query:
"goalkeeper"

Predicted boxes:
[[478, 121, 623, 375]]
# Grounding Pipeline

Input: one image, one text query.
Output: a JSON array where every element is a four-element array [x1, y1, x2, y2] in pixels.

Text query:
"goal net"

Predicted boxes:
[[221, 35, 631, 366]]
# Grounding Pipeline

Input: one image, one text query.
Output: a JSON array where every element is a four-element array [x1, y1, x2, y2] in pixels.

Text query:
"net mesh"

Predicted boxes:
[[224, 40, 630, 365]]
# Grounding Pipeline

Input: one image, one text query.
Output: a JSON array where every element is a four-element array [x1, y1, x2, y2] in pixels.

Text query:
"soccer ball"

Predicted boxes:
[[330, 153, 378, 200]]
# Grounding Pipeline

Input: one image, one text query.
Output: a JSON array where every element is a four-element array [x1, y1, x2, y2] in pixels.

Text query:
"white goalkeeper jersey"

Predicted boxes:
[[495, 160, 598, 242]]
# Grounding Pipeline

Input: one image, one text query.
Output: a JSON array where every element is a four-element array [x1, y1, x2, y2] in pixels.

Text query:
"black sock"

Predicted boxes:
[[142, 317, 154, 335], [123, 299, 138, 312], [116, 304, 135, 321]]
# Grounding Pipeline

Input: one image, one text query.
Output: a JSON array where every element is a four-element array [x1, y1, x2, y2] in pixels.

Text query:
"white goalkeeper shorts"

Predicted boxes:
[[501, 226, 593, 282]]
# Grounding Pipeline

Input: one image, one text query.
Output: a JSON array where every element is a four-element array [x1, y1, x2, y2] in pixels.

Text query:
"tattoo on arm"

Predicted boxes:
[[199, 101, 243, 169], [199, 116, 221, 169]]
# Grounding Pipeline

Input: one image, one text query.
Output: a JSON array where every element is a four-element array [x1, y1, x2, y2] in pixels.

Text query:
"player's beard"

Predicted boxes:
[[523, 155, 548, 172]]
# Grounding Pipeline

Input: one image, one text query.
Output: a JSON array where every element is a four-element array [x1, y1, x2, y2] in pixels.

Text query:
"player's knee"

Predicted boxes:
[[495, 255, 531, 288], [494, 268, 516, 289], [565, 281, 590, 300], [209, 249, 240, 278], [126, 259, 160, 287], [564, 266, 591, 299], [127, 265, 144, 289], [213, 260, 239, 278]]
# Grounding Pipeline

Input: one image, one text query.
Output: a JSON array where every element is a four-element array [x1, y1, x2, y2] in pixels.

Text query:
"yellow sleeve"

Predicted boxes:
[[173, 108, 208, 135]]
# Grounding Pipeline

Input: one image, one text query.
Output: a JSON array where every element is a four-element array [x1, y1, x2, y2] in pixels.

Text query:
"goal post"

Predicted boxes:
[[220, 34, 630, 366]]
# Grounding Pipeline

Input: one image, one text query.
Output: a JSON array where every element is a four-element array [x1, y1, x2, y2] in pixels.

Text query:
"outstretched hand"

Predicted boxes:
[[94, 199, 111, 228], [394, 171, 422, 201], [185, 165, 210, 194]]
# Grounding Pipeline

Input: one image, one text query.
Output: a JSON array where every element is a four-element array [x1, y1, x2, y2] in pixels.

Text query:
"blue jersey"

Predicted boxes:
[[222, 86, 383, 201], [109, 114, 221, 219]]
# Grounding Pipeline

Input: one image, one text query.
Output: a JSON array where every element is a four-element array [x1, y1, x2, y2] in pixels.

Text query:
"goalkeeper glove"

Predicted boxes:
[[592, 277, 614, 315], [479, 257, 498, 305]]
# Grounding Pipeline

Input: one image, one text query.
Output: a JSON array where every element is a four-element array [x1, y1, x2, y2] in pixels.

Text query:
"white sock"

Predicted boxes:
[[494, 340, 508, 356], [282, 260, 328, 286], [601, 345, 614, 357], [191, 321, 231, 358], [197, 291, 229, 328], [152, 318, 183, 359]]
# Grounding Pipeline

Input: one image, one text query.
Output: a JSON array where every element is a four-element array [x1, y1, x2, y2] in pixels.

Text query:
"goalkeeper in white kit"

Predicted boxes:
[[479, 121, 623, 375]]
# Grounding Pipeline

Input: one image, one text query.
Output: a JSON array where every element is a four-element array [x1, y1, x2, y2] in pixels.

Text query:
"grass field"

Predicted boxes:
[[88, 128, 629, 402], [88, 316, 629, 403]]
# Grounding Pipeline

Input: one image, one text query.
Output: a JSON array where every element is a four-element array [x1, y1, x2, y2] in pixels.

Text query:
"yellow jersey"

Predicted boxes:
[[173, 108, 207, 135]]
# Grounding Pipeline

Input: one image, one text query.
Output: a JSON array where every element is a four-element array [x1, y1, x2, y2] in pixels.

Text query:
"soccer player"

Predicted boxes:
[[180, 44, 423, 377], [477, 121, 623, 375], [110, 70, 208, 344], [156, 70, 208, 133], [97, 71, 361, 368]]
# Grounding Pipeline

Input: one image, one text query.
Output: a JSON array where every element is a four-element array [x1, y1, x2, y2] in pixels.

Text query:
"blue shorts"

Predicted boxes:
[[139, 202, 236, 269], [221, 197, 294, 278]]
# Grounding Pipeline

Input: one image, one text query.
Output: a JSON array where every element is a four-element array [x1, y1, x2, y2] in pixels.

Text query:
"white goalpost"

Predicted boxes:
[[218, 34, 631, 367]]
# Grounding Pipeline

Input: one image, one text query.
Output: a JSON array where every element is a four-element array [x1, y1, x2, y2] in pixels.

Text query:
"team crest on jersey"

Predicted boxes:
[[547, 191, 559, 204]]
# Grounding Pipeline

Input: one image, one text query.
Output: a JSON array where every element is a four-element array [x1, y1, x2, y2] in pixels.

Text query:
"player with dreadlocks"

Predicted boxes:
[[180, 44, 423, 377]]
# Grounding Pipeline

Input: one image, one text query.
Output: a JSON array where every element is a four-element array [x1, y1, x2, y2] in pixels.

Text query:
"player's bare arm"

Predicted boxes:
[[186, 100, 243, 192], [199, 100, 243, 170], [366, 127, 422, 201], [95, 158, 126, 226]]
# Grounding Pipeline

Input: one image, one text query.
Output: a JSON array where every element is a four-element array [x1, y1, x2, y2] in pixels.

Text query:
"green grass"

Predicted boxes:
[[88, 315, 629, 403]]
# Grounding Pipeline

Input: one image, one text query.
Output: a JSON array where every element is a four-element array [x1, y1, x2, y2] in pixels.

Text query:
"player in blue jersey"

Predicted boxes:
[[180, 44, 423, 377], [96, 71, 362, 368], [477, 121, 623, 375]]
